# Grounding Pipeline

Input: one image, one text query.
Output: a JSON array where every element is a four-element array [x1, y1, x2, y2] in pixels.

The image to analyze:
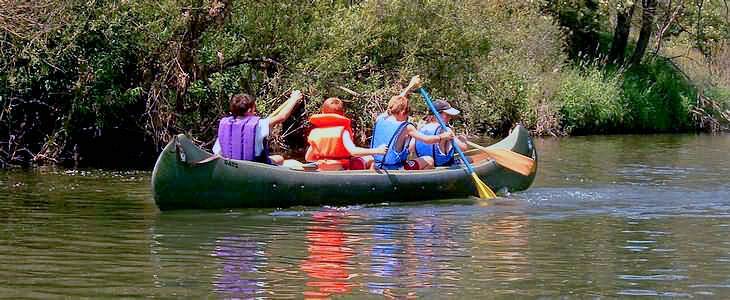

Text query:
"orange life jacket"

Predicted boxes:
[[307, 113, 353, 170]]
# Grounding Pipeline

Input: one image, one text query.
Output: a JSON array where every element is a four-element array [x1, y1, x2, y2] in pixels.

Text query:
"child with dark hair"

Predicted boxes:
[[411, 99, 469, 169], [213, 91, 303, 165]]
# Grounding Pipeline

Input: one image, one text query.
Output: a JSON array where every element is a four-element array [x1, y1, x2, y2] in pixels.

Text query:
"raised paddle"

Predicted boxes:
[[465, 140, 535, 176], [417, 87, 497, 199]]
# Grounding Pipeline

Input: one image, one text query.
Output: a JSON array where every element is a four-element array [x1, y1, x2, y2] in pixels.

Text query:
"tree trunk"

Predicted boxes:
[[609, 2, 637, 65], [630, 0, 658, 65]]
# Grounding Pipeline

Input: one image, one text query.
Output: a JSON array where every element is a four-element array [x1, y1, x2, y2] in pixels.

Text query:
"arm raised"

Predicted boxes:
[[269, 90, 303, 129]]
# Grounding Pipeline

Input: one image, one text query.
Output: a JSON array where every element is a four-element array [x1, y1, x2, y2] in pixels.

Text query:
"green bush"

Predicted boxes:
[[706, 87, 730, 108], [621, 59, 695, 132], [6, 0, 723, 168], [555, 67, 625, 134], [1, 0, 568, 166], [704, 86, 730, 130]]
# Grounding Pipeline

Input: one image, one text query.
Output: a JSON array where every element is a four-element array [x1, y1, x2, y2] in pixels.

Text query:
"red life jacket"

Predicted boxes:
[[307, 113, 353, 170]]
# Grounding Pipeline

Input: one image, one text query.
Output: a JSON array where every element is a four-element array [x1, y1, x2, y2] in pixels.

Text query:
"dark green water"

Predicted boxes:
[[2, 134, 730, 298]]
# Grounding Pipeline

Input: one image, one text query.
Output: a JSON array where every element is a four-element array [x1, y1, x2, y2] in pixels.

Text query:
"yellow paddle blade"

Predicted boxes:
[[485, 149, 535, 176], [466, 141, 535, 176], [471, 172, 497, 199]]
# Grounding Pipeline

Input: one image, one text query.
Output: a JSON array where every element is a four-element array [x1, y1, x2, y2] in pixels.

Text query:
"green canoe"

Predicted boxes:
[[151, 125, 537, 210]]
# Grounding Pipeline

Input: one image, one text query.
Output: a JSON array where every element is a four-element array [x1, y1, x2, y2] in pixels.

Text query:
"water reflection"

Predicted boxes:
[[4, 133, 730, 298], [368, 215, 405, 297], [300, 210, 354, 299], [408, 210, 464, 291], [470, 214, 530, 283], [212, 236, 265, 299]]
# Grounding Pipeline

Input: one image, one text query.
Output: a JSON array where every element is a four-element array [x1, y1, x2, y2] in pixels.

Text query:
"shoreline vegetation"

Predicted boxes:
[[1, 0, 729, 168]]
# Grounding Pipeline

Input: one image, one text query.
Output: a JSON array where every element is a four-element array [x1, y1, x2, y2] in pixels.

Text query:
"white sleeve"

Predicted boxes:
[[342, 132, 357, 154], [254, 117, 271, 156], [258, 117, 271, 139], [212, 138, 221, 155]]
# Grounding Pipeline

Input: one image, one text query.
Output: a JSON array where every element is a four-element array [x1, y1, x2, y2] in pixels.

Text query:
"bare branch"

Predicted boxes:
[[653, 3, 684, 55]]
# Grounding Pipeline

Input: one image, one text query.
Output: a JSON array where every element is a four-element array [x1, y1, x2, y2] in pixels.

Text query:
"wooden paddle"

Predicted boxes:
[[417, 86, 496, 199], [466, 141, 535, 176]]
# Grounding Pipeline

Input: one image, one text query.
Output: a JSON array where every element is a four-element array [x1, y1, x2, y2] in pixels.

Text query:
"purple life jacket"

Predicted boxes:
[[217, 115, 260, 161]]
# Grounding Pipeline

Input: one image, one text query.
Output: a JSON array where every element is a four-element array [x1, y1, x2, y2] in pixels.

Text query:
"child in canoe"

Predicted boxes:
[[213, 91, 303, 165], [305, 97, 388, 170], [371, 76, 455, 170], [412, 99, 469, 169]]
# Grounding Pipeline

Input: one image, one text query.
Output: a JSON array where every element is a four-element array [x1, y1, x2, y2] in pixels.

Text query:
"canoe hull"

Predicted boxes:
[[152, 125, 537, 210]]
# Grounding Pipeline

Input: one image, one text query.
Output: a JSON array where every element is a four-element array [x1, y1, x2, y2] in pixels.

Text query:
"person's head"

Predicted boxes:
[[321, 97, 345, 115], [387, 95, 410, 120], [432, 99, 460, 122], [229, 93, 256, 117]]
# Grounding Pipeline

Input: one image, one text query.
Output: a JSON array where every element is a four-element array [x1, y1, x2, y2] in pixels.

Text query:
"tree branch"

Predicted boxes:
[[206, 56, 287, 75], [653, 3, 683, 56]]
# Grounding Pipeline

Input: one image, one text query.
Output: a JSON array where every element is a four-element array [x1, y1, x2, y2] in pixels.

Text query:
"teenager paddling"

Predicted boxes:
[[305, 97, 387, 170], [371, 78, 454, 170], [411, 99, 469, 169], [213, 91, 303, 165]]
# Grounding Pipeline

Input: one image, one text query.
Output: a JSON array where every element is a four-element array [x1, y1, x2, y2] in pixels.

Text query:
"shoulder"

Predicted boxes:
[[258, 117, 270, 126], [256, 117, 270, 137]]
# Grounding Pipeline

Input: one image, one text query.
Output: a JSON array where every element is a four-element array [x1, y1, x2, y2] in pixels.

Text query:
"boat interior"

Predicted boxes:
[[281, 149, 494, 173]]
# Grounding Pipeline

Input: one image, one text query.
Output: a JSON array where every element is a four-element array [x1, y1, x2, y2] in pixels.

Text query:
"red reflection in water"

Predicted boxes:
[[301, 211, 354, 299]]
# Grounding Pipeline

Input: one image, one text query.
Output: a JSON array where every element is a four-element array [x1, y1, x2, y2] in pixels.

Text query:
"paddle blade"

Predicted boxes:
[[465, 141, 535, 176], [486, 148, 535, 176], [471, 172, 497, 199]]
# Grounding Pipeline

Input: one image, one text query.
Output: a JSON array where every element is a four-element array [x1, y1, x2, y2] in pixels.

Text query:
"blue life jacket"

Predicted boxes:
[[371, 114, 413, 170], [414, 122, 455, 167]]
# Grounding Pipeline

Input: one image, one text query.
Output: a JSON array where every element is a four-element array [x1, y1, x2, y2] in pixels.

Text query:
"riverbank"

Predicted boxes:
[[2, 1, 728, 168]]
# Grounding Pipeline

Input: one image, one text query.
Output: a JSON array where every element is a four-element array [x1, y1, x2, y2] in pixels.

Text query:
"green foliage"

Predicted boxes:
[[707, 87, 730, 106], [543, 0, 605, 58], [705, 86, 730, 127], [555, 66, 625, 134], [1, 0, 727, 167], [620, 59, 695, 132], [554, 59, 697, 134]]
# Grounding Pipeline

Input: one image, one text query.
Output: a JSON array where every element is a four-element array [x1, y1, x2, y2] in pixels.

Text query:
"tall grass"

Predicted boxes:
[[555, 66, 624, 134], [620, 59, 695, 132], [552, 58, 697, 134]]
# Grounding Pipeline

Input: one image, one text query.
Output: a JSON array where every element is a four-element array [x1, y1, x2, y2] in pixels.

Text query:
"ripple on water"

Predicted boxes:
[[3, 133, 730, 298], [618, 289, 692, 297], [619, 274, 688, 281]]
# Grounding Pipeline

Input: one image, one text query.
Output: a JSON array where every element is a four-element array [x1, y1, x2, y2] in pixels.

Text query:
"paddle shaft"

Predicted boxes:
[[417, 88, 476, 175]]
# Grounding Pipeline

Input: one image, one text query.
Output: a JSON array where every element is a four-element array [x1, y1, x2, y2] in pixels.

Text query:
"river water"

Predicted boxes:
[[2, 134, 729, 298]]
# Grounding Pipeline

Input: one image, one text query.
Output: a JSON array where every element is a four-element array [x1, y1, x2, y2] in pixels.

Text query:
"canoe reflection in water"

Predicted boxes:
[[409, 212, 461, 288], [368, 219, 405, 296], [470, 213, 530, 283], [211, 236, 265, 298], [301, 210, 354, 299]]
